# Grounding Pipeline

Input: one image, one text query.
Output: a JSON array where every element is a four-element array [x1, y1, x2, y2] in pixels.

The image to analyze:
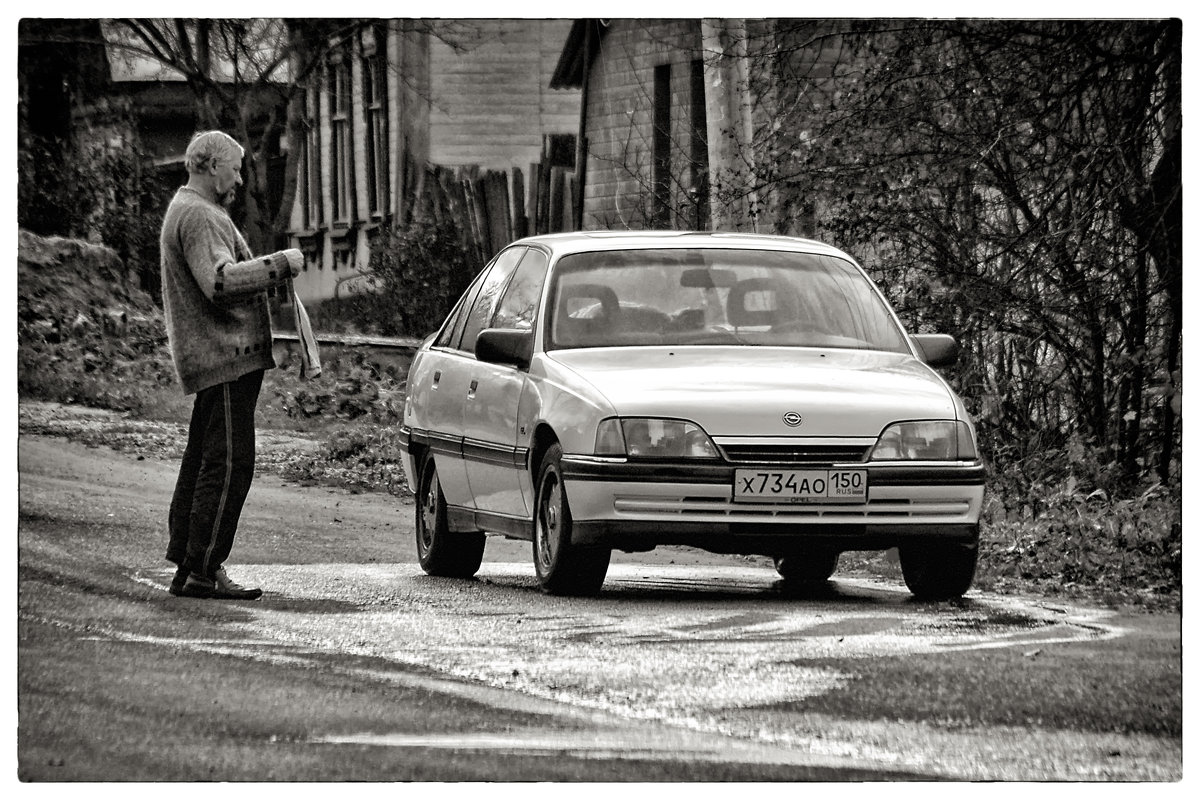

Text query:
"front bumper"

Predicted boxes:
[[561, 454, 984, 554]]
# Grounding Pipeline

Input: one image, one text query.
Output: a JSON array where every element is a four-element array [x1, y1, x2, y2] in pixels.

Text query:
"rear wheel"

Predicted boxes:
[[899, 540, 978, 600], [774, 550, 839, 583], [415, 452, 485, 578], [533, 443, 610, 596]]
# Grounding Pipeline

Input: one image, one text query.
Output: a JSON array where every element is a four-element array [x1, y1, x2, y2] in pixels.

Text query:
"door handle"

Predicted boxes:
[[467, 379, 478, 399], [432, 370, 442, 389]]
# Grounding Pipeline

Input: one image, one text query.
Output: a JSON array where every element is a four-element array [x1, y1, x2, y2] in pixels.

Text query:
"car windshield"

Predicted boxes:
[[546, 248, 910, 353]]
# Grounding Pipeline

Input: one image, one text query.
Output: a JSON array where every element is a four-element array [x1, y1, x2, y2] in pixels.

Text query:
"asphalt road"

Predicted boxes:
[[16, 429, 1183, 782]]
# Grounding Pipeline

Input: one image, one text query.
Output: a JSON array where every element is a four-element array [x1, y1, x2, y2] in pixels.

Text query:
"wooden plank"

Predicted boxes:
[[483, 171, 511, 255], [441, 167, 467, 239], [538, 155, 552, 235], [457, 171, 477, 257], [562, 173, 577, 233], [527, 162, 541, 235], [433, 166, 456, 228], [475, 174, 490, 256], [549, 166, 565, 233], [512, 166, 528, 240], [463, 168, 489, 264]]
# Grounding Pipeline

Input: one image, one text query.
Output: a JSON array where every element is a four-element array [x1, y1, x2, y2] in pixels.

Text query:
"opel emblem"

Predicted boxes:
[[782, 411, 803, 427]]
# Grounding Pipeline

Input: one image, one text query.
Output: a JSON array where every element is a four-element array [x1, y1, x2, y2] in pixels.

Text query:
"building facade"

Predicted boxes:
[[552, 19, 711, 231], [289, 19, 580, 305], [552, 19, 847, 235]]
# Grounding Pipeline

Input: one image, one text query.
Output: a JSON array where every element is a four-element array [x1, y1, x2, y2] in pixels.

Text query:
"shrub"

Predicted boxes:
[[17, 319, 178, 415], [978, 436, 1181, 608], [329, 218, 479, 337], [19, 135, 162, 299], [277, 426, 409, 495], [17, 229, 176, 416], [270, 353, 405, 425]]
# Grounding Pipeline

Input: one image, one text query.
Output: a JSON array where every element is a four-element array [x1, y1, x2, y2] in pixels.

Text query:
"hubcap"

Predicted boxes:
[[419, 470, 439, 550], [536, 473, 561, 571]]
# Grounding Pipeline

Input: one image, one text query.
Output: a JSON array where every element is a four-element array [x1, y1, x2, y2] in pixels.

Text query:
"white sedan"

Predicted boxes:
[[397, 231, 985, 598]]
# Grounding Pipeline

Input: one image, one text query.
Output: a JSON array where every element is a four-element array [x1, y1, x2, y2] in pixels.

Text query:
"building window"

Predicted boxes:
[[330, 229, 354, 272], [330, 45, 354, 225], [652, 63, 672, 229], [362, 25, 389, 218], [297, 231, 322, 272], [302, 84, 322, 230]]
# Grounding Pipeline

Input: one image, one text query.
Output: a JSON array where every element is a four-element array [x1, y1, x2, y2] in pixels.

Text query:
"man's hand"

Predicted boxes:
[[280, 248, 305, 279]]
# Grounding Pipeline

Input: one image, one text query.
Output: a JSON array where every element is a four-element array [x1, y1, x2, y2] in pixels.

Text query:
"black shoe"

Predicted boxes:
[[213, 566, 263, 600], [177, 573, 217, 598], [168, 565, 189, 596]]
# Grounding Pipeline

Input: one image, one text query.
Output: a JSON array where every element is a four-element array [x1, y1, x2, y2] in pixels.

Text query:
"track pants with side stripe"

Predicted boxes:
[[166, 369, 264, 579]]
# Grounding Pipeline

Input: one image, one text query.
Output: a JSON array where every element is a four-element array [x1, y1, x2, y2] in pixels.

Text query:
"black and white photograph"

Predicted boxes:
[[13, 4, 1185, 785]]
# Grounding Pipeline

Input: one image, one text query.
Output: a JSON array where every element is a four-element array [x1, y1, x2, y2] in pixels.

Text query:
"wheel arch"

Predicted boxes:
[[528, 423, 560, 479], [410, 441, 430, 474]]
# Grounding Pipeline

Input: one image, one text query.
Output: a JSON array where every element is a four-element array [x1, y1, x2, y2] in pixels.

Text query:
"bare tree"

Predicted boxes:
[[103, 19, 355, 253], [102, 18, 480, 254], [750, 19, 1181, 485]]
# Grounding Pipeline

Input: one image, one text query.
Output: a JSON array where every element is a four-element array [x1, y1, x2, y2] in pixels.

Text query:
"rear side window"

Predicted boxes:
[[458, 246, 527, 352], [434, 270, 486, 349], [491, 249, 549, 331]]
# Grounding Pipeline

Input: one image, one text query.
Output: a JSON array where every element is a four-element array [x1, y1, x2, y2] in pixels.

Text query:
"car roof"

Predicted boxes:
[[508, 230, 854, 261]]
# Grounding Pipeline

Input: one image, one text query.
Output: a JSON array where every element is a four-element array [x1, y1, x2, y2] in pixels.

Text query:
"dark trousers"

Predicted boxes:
[[166, 369, 264, 579]]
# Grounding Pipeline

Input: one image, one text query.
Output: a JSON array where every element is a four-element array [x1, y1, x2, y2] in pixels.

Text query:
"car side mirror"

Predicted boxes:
[[910, 333, 960, 367], [475, 328, 533, 369]]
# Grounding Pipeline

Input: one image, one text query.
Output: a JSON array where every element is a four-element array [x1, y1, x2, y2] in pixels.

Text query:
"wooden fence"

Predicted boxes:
[[400, 153, 577, 266]]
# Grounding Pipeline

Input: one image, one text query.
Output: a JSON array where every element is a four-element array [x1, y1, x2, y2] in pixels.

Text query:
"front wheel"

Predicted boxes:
[[533, 443, 610, 596], [899, 540, 978, 600], [415, 452, 485, 578]]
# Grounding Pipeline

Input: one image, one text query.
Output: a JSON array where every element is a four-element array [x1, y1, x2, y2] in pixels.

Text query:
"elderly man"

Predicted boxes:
[[161, 130, 303, 599]]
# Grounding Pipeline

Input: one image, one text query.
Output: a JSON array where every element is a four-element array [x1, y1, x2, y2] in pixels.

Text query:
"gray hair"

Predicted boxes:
[[184, 131, 245, 174]]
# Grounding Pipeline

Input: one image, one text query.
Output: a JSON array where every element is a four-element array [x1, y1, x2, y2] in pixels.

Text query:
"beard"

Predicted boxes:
[[219, 188, 237, 208]]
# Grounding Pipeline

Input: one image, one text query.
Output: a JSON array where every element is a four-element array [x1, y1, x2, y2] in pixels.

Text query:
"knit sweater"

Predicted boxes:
[[159, 186, 303, 394]]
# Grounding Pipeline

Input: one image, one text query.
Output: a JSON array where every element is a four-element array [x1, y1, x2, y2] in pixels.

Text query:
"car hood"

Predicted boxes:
[[545, 347, 959, 437]]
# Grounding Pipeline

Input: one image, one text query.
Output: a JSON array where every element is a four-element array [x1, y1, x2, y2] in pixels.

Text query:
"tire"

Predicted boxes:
[[899, 540, 978, 600], [415, 452, 485, 578], [774, 551, 839, 583], [533, 443, 611, 596]]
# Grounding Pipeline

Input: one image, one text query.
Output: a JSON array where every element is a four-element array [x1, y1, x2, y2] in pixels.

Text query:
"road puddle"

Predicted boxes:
[[123, 561, 1146, 779], [309, 727, 900, 768], [313, 729, 728, 759]]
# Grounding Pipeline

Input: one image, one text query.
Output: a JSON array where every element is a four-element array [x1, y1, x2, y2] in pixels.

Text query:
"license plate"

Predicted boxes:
[[733, 469, 868, 503]]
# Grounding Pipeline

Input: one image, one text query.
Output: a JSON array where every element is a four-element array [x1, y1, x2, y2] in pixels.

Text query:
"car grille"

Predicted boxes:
[[717, 443, 870, 464], [612, 496, 972, 519]]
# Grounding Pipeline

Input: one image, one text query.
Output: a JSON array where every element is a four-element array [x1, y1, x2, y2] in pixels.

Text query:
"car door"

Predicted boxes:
[[407, 273, 484, 509], [409, 249, 522, 509], [418, 246, 521, 513], [461, 247, 549, 519]]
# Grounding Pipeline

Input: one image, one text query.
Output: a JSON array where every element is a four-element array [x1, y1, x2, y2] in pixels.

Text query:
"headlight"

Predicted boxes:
[[869, 420, 978, 461], [594, 417, 720, 459]]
